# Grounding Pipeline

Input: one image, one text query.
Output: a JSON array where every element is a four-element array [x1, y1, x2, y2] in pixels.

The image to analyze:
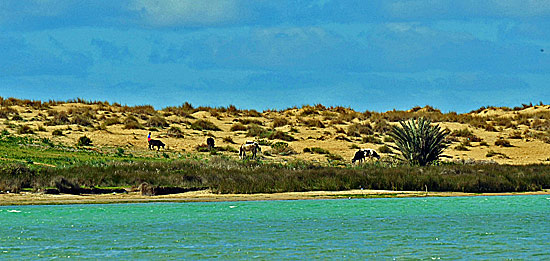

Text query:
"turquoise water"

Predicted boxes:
[[1, 195, 549, 259]]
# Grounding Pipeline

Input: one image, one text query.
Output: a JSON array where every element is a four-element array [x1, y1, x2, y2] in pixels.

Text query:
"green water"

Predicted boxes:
[[1, 195, 549, 259]]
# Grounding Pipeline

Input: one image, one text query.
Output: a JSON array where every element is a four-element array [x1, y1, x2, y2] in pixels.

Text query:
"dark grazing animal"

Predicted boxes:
[[239, 141, 261, 159], [207, 137, 215, 149], [148, 139, 165, 151], [352, 149, 380, 164]]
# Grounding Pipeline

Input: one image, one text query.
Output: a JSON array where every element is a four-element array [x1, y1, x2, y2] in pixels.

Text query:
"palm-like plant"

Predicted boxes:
[[389, 117, 450, 166]]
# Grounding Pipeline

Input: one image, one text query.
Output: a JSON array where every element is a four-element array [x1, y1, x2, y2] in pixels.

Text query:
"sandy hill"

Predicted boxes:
[[1, 98, 550, 165]]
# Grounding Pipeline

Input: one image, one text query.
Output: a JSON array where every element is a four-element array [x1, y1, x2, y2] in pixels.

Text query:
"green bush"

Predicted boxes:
[[390, 117, 450, 166]]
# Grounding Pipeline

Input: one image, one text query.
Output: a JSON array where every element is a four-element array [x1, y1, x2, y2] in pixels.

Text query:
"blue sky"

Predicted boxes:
[[1, 0, 549, 112]]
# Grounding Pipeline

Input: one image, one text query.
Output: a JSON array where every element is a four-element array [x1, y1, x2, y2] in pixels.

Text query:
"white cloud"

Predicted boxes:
[[130, 0, 240, 27]]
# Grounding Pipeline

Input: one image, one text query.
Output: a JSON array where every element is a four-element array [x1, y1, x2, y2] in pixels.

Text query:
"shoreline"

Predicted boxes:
[[1, 189, 550, 206]]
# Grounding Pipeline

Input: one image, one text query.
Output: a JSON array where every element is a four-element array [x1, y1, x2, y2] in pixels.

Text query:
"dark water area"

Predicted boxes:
[[1, 195, 549, 259]]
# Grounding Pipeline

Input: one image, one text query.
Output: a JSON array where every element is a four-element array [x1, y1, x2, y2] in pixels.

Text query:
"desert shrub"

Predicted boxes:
[[326, 153, 344, 161], [11, 114, 23, 121], [451, 128, 474, 137], [272, 117, 289, 128], [246, 124, 266, 137], [508, 131, 522, 139], [311, 147, 330, 154], [486, 150, 509, 159], [267, 131, 295, 141], [37, 125, 46, 132], [271, 142, 296, 155], [362, 135, 383, 144], [219, 146, 239, 153], [373, 119, 391, 133], [321, 111, 338, 121], [299, 106, 318, 116], [389, 117, 450, 166], [195, 144, 211, 152], [191, 120, 221, 131], [120, 105, 156, 115], [485, 124, 498, 132], [531, 119, 550, 131], [514, 114, 531, 126], [163, 105, 196, 119], [450, 128, 482, 142], [347, 123, 373, 137], [123, 115, 144, 129], [77, 135, 92, 146], [45, 111, 70, 126], [378, 145, 392, 154], [71, 114, 93, 127], [230, 123, 247, 132], [103, 117, 120, 126], [222, 136, 236, 144], [167, 126, 184, 138], [335, 135, 352, 142], [383, 136, 394, 142], [480, 141, 489, 146], [349, 144, 361, 149], [493, 117, 515, 128], [209, 110, 220, 118], [146, 116, 169, 128], [242, 109, 261, 117], [17, 125, 34, 134], [303, 119, 325, 128], [454, 144, 470, 151], [495, 139, 512, 147], [238, 118, 263, 125], [0, 107, 18, 119], [52, 129, 64, 136]]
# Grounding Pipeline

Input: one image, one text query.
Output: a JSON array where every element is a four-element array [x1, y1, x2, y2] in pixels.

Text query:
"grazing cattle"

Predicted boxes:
[[352, 149, 380, 164], [239, 141, 261, 159], [207, 137, 215, 149], [148, 139, 165, 151]]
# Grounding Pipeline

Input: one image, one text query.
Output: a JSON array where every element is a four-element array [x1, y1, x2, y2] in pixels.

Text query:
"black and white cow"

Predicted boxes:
[[352, 149, 380, 164]]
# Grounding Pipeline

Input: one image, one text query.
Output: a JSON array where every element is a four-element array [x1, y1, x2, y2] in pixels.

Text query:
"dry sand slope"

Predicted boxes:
[[3, 99, 550, 165]]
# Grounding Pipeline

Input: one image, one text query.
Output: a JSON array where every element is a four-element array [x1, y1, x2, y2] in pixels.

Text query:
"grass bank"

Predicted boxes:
[[2, 157, 550, 194], [1, 133, 549, 194]]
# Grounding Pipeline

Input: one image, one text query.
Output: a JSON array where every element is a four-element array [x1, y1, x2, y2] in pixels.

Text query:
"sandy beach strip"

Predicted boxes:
[[1, 189, 550, 206]]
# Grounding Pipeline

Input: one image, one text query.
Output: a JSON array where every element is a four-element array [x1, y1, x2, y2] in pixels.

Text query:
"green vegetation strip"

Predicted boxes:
[[2, 157, 550, 194], [1, 133, 550, 195]]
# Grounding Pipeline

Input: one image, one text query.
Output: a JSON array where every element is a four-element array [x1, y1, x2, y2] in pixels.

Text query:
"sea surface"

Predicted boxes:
[[1, 195, 549, 259]]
